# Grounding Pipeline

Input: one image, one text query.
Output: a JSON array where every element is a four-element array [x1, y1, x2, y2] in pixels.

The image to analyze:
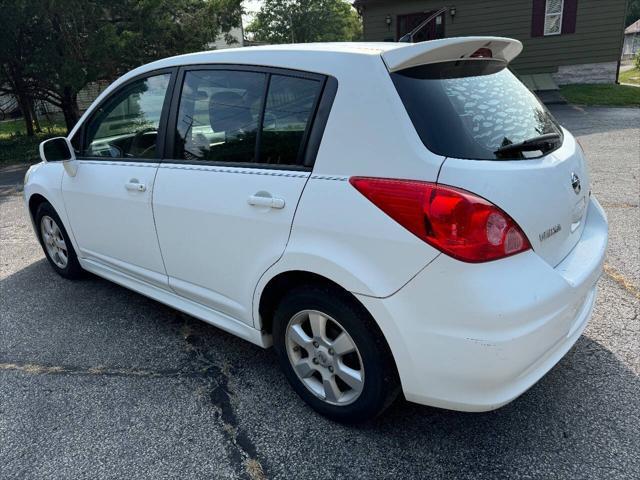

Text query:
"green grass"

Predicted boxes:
[[560, 84, 640, 107], [0, 118, 67, 166], [619, 67, 640, 86]]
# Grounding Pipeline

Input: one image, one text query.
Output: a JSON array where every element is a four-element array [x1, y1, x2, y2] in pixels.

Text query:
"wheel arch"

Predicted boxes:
[[258, 270, 351, 335], [257, 268, 402, 391], [28, 193, 49, 222], [23, 163, 80, 254], [256, 269, 397, 361]]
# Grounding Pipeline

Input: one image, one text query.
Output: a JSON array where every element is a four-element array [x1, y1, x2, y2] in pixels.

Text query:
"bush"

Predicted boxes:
[[0, 118, 66, 166], [635, 51, 640, 71]]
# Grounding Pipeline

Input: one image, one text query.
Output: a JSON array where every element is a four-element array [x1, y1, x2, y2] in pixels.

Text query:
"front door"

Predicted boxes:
[[62, 72, 173, 288], [397, 11, 445, 42], [153, 67, 325, 325]]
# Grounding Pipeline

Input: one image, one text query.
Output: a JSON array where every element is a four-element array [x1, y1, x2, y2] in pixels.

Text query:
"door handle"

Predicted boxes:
[[248, 193, 285, 209], [125, 179, 146, 192]]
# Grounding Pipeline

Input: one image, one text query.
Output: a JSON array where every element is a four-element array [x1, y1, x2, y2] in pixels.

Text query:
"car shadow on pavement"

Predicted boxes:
[[550, 105, 640, 136], [2, 259, 638, 478]]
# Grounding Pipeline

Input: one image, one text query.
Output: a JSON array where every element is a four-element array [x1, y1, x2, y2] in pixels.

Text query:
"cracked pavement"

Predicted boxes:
[[1, 106, 639, 479]]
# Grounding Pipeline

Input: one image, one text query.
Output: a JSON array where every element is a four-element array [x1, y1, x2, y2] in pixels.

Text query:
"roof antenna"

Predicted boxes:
[[398, 7, 448, 43]]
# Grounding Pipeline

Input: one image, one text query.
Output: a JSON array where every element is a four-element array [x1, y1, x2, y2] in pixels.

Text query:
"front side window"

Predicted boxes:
[[544, 0, 564, 36], [84, 74, 171, 159], [174, 69, 322, 167]]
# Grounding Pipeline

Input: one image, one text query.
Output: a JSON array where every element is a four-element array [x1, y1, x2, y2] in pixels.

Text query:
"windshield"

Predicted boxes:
[[391, 60, 562, 160]]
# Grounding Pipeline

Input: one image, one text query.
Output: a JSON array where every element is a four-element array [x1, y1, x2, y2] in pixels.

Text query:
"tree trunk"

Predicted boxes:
[[61, 87, 80, 133], [4, 62, 34, 136], [29, 100, 41, 133], [16, 93, 34, 137]]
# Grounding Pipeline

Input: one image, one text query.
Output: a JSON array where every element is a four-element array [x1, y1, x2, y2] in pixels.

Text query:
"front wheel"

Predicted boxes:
[[35, 202, 84, 279], [273, 285, 399, 423]]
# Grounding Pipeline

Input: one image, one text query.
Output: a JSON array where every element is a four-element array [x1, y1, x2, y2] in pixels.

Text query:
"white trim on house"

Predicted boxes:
[[544, 0, 564, 36]]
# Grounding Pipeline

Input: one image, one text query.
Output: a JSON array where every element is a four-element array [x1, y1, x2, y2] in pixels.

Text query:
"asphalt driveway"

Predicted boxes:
[[1, 106, 639, 479]]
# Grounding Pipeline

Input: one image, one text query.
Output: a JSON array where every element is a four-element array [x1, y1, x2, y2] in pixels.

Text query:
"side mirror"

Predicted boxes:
[[39, 137, 78, 177]]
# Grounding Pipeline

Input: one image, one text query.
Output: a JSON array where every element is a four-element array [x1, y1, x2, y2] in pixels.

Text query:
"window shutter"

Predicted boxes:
[[531, 0, 546, 37], [561, 0, 578, 34]]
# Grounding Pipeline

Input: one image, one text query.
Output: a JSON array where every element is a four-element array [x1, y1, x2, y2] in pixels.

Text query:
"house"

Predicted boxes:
[[353, 0, 628, 88], [623, 19, 640, 59], [209, 25, 245, 50]]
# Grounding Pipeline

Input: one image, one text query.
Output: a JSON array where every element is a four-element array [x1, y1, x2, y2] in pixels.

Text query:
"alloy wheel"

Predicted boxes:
[[285, 310, 365, 406], [40, 215, 68, 269]]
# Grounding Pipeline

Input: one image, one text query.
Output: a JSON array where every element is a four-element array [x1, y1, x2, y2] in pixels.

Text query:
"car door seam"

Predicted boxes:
[[250, 171, 314, 330], [150, 163, 173, 291], [58, 162, 84, 259]]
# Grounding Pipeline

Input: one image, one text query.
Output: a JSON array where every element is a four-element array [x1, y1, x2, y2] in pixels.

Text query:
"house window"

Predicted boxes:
[[543, 0, 564, 36]]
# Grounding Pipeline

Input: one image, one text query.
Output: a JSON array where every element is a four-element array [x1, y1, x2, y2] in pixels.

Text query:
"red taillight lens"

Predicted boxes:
[[470, 48, 493, 58], [349, 177, 531, 263]]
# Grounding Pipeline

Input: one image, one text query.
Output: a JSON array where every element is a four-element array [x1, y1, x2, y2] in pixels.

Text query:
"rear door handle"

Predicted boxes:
[[248, 193, 285, 209], [125, 179, 146, 192]]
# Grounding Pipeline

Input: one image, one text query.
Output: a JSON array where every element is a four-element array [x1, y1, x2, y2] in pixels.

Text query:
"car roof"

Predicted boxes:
[[69, 37, 522, 142], [174, 42, 405, 59], [131, 37, 521, 78], [140, 42, 404, 73]]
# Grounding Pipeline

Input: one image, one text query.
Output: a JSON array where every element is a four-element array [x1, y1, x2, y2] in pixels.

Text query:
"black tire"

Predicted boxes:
[[273, 284, 400, 423], [35, 202, 84, 279]]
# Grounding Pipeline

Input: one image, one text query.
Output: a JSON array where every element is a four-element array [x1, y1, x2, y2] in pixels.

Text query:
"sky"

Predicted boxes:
[[242, 0, 263, 27]]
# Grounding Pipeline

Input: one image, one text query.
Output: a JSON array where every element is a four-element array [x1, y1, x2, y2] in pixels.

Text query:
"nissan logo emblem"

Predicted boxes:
[[571, 172, 581, 195]]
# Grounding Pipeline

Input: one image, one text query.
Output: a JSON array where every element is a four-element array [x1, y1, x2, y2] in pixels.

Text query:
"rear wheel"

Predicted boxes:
[[273, 285, 399, 423], [35, 202, 84, 279]]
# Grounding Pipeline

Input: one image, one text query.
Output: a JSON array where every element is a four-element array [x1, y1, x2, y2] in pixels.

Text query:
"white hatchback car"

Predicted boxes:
[[25, 37, 608, 422]]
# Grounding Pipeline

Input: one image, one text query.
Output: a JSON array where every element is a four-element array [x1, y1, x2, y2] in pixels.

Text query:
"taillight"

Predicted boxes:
[[470, 48, 493, 58], [349, 177, 531, 263]]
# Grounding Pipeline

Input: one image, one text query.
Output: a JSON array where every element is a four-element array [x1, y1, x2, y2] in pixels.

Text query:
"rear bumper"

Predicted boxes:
[[357, 196, 608, 412]]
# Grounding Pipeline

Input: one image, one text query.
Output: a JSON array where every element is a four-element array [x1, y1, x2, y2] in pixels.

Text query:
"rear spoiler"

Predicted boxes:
[[382, 36, 523, 73]]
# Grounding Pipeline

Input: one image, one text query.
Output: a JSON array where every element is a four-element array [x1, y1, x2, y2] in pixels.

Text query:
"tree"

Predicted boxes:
[[0, 0, 243, 133], [0, 0, 44, 135], [627, 0, 640, 27], [247, 0, 362, 44]]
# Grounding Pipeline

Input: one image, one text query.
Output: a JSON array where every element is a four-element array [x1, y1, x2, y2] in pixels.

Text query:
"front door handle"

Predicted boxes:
[[248, 192, 285, 209], [125, 179, 146, 192]]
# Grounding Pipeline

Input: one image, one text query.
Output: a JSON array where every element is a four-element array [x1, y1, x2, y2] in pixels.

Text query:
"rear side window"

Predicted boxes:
[[176, 70, 266, 163], [174, 69, 322, 167], [261, 75, 321, 165], [391, 60, 562, 160]]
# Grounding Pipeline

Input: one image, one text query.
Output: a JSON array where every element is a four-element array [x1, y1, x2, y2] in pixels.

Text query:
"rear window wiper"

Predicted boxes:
[[494, 133, 561, 157]]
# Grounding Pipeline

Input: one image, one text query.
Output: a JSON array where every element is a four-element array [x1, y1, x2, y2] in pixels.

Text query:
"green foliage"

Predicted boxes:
[[635, 51, 640, 71], [619, 67, 640, 85], [0, 0, 242, 130], [626, 0, 640, 27], [560, 84, 640, 107], [0, 118, 66, 166], [247, 0, 362, 44]]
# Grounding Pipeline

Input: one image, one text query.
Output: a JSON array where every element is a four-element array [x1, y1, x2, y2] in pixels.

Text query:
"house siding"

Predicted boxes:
[[359, 0, 627, 76]]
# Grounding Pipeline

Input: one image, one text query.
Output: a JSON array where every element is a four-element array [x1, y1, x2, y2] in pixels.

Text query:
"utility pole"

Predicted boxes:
[[289, 12, 295, 43]]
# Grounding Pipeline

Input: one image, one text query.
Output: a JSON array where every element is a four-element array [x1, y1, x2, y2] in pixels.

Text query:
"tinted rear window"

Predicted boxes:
[[391, 60, 562, 160]]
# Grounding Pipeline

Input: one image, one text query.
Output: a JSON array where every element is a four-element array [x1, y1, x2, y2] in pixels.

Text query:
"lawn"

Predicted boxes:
[[559, 84, 640, 107], [619, 67, 640, 86], [0, 118, 67, 166]]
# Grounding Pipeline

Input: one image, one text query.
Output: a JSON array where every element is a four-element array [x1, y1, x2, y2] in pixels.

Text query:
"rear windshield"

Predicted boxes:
[[391, 60, 562, 160]]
